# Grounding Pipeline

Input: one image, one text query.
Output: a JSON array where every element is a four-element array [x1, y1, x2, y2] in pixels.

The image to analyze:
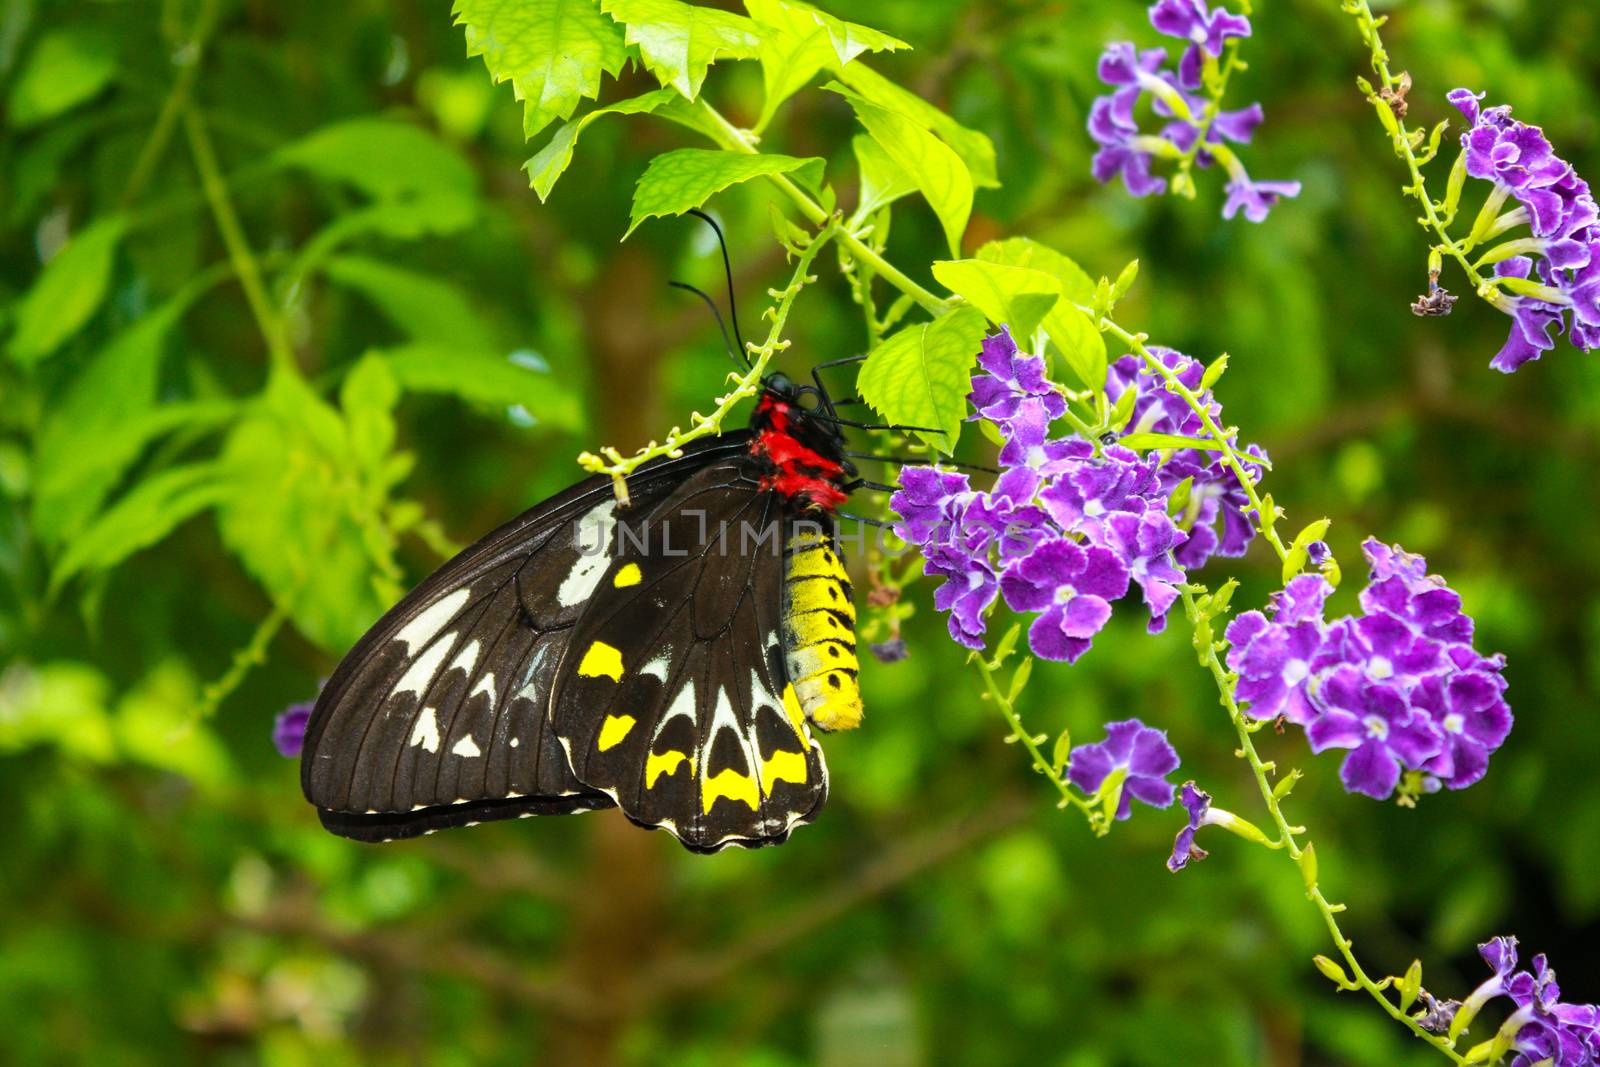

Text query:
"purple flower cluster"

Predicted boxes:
[[1068, 719, 1180, 820], [1225, 540, 1511, 799], [1089, 0, 1299, 221], [1457, 937, 1600, 1065], [1448, 89, 1600, 372], [891, 330, 1262, 661]]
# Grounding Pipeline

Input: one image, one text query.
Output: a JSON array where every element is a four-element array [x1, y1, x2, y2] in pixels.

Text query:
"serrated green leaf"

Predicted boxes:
[[51, 463, 230, 590], [381, 344, 583, 431], [453, 0, 628, 138], [744, 0, 903, 129], [932, 259, 1061, 338], [838, 61, 997, 188], [626, 148, 823, 236], [975, 237, 1095, 304], [7, 28, 118, 129], [323, 255, 498, 352], [602, 0, 761, 99], [524, 88, 677, 200], [830, 84, 971, 257], [341, 355, 401, 477], [856, 305, 987, 452], [275, 119, 477, 203]]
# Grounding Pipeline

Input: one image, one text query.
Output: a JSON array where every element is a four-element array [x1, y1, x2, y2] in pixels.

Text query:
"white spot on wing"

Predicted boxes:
[[557, 500, 619, 608], [410, 707, 440, 752], [470, 672, 497, 707], [394, 642, 451, 699], [640, 651, 672, 682], [451, 735, 481, 758], [449, 639, 481, 676], [509, 737, 520, 748], [650, 680, 698, 742], [394, 589, 470, 653]]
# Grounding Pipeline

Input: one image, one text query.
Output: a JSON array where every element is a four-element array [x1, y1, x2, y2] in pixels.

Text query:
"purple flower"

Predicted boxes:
[[1100, 510, 1187, 632], [1225, 576, 1330, 725], [1148, 0, 1251, 58], [967, 328, 1066, 427], [1000, 539, 1131, 662], [1305, 667, 1443, 799], [1068, 718, 1180, 819], [927, 542, 1000, 650], [1411, 671, 1513, 790], [868, 637, 909, 663], [1087, 5, 1295, 219], [1167, 780, 1214, 871], [1038, 445, 1164, 537], [1222, 174, 1302, 223], [889, 466, 973, 547], [273, 699, 314, 757], [1448, 88, 1600, 371]]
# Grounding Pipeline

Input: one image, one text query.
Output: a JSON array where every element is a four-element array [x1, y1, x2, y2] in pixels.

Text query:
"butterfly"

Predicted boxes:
[[299, 363, 893, 853]]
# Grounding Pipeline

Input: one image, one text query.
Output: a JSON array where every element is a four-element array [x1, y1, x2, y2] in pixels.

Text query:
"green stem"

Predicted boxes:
[[576, 221, 839, 495], [183, 105, 299, 376], [1100, 317, 1288, 561], [973, 653, 1097, 820], [1180, 586, 1467, 1062], [1340, 0, 1487, 293], [122, 0, 220, 208], [696, 100, 952, 318]]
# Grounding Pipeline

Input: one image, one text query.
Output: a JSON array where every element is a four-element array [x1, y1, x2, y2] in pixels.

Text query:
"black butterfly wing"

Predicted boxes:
[[301, 435, 753, 841], [549, 456, 829, 853]]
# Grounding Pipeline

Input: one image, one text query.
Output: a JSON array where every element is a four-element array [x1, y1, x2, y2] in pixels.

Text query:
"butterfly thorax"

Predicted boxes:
[[749, 378, 851, 512]]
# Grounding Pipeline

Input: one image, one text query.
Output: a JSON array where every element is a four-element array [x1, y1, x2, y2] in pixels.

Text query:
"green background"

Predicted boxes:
[[2, 0, 1598, 1064]]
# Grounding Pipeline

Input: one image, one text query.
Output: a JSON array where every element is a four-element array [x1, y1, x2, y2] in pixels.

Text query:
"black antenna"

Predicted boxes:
[[668, 280, 745, 370], [687, 208, 748, 362]]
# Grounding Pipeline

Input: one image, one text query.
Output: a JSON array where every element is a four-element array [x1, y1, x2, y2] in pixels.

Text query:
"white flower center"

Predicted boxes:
[[1084, 500, 1106, 518], [1027, 445, 1048, 467], [1367, 656, 1394, 681], [966, 571, 985, 591], [1054, 584, 1078, 605], [1190, 25, 1208, 44], [1443, 712, 1465, 734], [1282, 659, 1309, 686], [1363, 715, 1389, 741]]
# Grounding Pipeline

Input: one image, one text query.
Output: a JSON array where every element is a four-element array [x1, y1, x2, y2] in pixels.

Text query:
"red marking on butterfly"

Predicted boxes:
[[751, 395, 849, 511]]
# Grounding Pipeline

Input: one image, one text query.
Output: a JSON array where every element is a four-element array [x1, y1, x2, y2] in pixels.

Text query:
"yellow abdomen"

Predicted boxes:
[[782, 528, 863, 731]]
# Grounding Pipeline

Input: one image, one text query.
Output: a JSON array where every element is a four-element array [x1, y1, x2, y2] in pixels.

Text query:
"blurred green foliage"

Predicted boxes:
[[2, 0, 1598, 1064]]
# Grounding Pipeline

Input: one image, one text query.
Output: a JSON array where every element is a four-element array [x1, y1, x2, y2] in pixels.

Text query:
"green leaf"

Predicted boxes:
[[322, 255, 498, 352], [601, 0, 761, 99], [381, 344, 583, 431], [744, 0, 904, 129], [341, 355, 402, 476], [851, 133, 915, 221], [856, 305, 988, 452], [275, 119, 478, 202], [0, 662, 117, 762], [524, 88, 677, 200], [216, 375, 392, 651], [837, 61, 998, 189], [975, 237, 1095, 304], [626, 148, 823, 236], [931, 259, 1061, 338], [452, 0, 629, 138], [116, 664, 235, 793], [830, 85, 971, 257], [51, 463, 231, 590], [1042, 303, 1107, 393], [8, 216, 127, 367], [7, 28, 118, 129]]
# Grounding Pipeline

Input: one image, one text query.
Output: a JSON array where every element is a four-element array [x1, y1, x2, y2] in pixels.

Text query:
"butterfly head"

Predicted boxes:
[[752, 373, 855, 510]]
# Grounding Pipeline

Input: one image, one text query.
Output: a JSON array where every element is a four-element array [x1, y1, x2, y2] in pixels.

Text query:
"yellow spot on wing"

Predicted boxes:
[[761, 749, 808, 794], [597, 714, 636, 751], [646, 750, 692, 787], [578, 641, 623, 681], [613, 563, 642, 588], [702, 768, 760, 813]]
